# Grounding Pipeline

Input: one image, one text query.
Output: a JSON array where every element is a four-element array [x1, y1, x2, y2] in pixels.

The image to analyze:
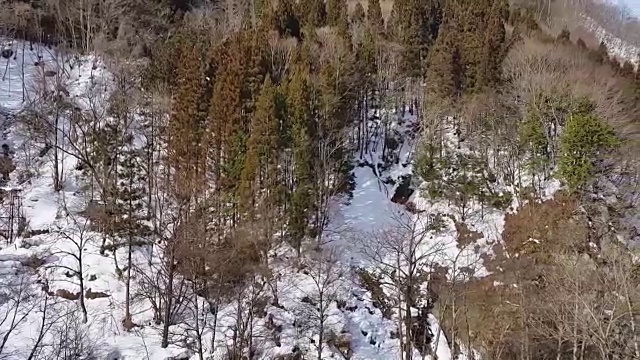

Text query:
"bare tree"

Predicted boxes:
[[358, 211, 447, 360], [26, 292, 70, 360], [294, 247, 345, 359], [0, 275, 38, 357], [40, 305, 103, 360], [47, 202, 95, 323]]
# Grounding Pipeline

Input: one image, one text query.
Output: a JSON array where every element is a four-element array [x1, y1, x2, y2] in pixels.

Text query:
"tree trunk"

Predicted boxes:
[[124, 231, 133, 327], [78, 256, 87, 324], [161, 252, 175, 348]]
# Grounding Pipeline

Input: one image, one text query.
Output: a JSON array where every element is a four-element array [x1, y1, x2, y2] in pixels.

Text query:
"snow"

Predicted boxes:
[[582, 15, 640, 67]]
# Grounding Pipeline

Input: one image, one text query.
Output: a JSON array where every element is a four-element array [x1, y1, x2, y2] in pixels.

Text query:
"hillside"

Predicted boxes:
[[0, 0, 638, 360]]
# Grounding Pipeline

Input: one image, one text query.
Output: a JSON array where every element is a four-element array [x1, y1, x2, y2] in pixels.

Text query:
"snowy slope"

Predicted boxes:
[[582, 15, 640, 67], [0, 42, 190, 359]]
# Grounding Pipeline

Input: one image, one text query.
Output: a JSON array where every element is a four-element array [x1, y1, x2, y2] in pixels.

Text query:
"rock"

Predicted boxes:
[[85, 288, 110, 299], [1, 48, 13, 59], [390, 174, 414, 205], [55, 289, 80, 300], [105, 349, 123, 360]]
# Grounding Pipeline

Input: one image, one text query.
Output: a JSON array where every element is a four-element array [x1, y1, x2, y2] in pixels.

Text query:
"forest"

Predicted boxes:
[[0, 0, 637, 359]]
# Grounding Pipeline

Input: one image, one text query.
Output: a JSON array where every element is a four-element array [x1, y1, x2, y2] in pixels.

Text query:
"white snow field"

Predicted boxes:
[[0, 39, 555, 360]]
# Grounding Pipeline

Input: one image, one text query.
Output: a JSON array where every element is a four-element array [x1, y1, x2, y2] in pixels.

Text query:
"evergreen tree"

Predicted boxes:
[[556, 28, 571, 43], [395, 0, 443, 78], [558, 106, 618, 192], [621, 61, 635, 78], [116, 147, 148, 327], [479, 0, 508, 88], [386, 2, 399, 40], [208, 38, 245, 222], [167, 37, 206, 203], [274, 0, 302, 38], [335, 7, 352, 46], [287, 64, 315, 254], [298, 0, 327, 28], [576, 37, 587, 49], [240, 77, 280, 214], [360, 23, 378, 81], [367, 0, 384, 35], [426, 19, 463, 103], [327, 0, 347, 27], [352, 3, 365, 25], [591, 41, 609, 65]]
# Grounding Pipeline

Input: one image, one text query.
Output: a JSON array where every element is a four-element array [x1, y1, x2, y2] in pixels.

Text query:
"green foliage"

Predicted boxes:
[[426, 0, 508, 101], [415, 144, 503, 219], [518, 92, 618, 193], [518, 90, 575, 182], [558, 112, 618, 192], [287, 64, 315, 252], [519, 111, 549, 176]]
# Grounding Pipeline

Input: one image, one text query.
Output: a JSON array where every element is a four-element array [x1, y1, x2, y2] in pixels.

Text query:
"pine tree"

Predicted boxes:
[[591, 41, 609, 65], [208, 38, 245, 223], [360, 23, 378, 81], [576, 37, 587, 49], [167, 37, 206, 203], [240, 77, 280, 215], [116, 147, 148, 328], [479, 0, 508, 88], [557, 28, 571, 43], [327, 0, 347, 27], [459, 0, 492, 92], [367, 0, 384, 35], [298, 0, 327, 28], [395, 0, 443, 78], [621, 61, 635, 78], [426, 19, 463, 104], [386, 2, 399, 40], [558, 109, 618, 192], [274, 0, 302, 38], [287, 64, 315, 254], [352, 3, 366, 25], [336, 7, 352, 45]]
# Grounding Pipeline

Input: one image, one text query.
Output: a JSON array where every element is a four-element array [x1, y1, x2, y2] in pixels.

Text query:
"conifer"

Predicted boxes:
[[299, 0, 327, 28], [352, 3, 366, 25], [327, 0, 347, 27], [208, 38, 245, 214], [240, 77, 280, 214], [287, 64, 315, 253], [168, 37, 206, 202], [367, 0, 384, 35], [558, 108, 618, 192], [479, 0, 507, 88]]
